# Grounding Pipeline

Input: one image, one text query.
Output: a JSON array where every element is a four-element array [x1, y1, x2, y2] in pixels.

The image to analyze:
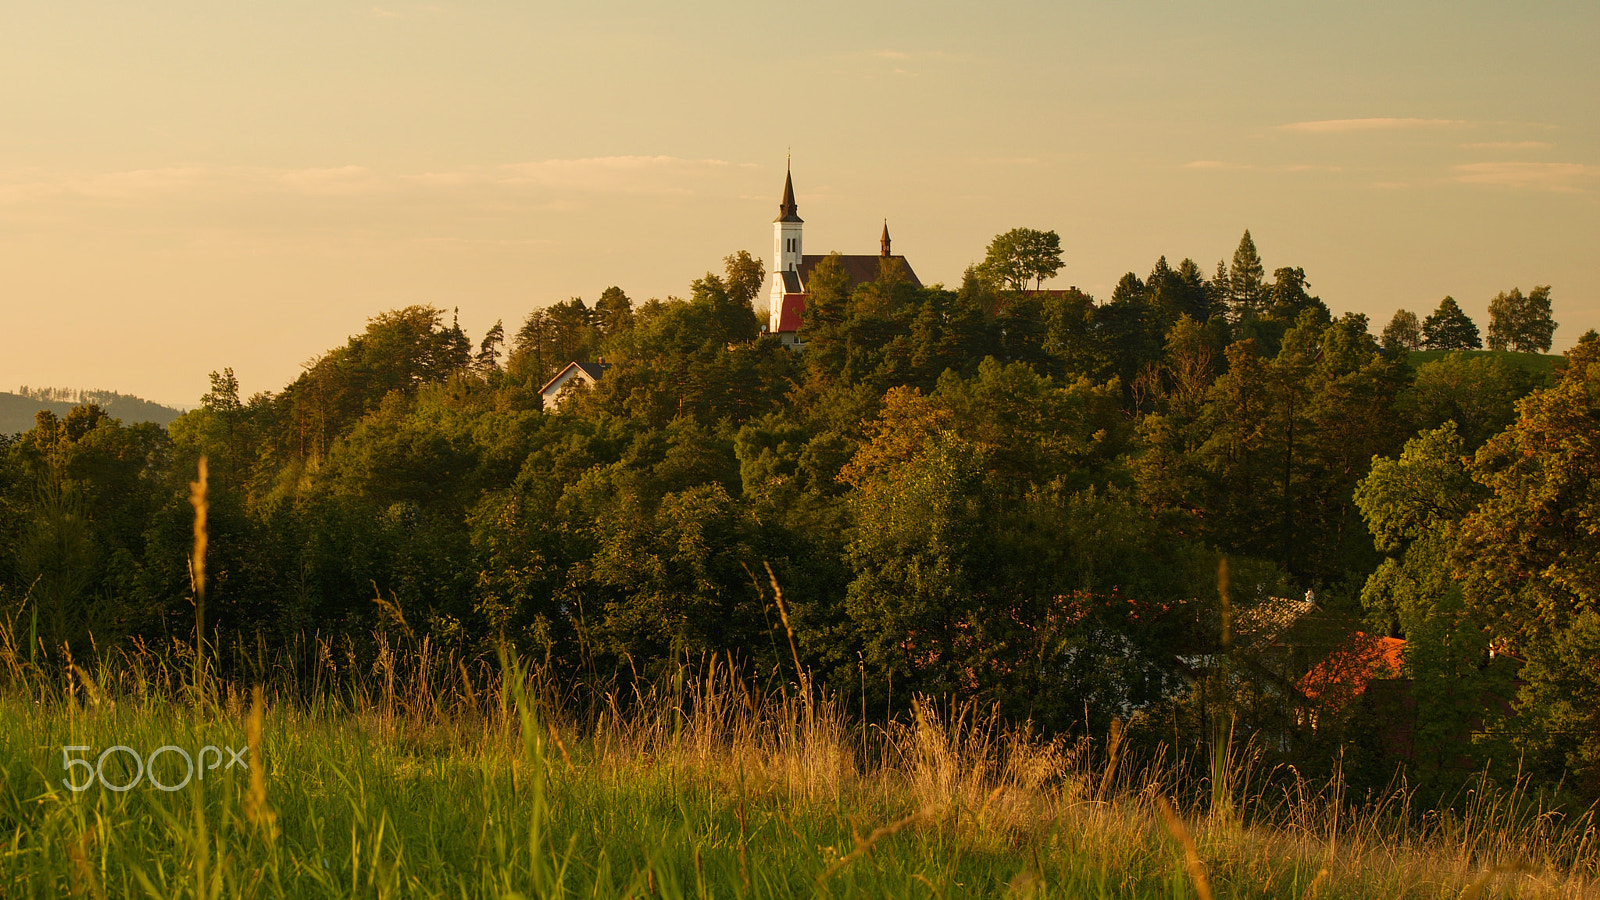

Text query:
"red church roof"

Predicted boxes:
[[776, 294, 806, 334]]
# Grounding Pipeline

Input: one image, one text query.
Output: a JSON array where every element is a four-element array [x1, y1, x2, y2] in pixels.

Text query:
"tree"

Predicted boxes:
[[976, 228, 1063, 293], [1404, 353, 1536, 449], [1486, 285, 1556, 353], [1267, 267, 1329, 323], [1452, 340, 1600, 790], [1421, 297, 1482, 350], [722, 251, 765, 309], [594, 287, 634, 339], [476, 320, 505, 373], [1227, 230, 1268, 322], [1354, 424, 1505, 782], [1381, 309, 1422, 351], [1110, 272, 1146, 306]]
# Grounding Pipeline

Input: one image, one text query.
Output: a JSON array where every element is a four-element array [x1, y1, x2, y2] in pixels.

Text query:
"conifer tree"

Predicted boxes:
[[1421, 297, 1482, 350], [1228, 230, 1268, 322]]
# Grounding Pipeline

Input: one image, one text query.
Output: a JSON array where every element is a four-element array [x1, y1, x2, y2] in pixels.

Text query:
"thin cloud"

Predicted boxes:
[[0, 157, 752, 205], [971, 156, 1040, 166], [1461, 141, 1554, 151], [495, 156, 742, 193], [1452, 161, 1597, 192], [1279, 118, 1468, 133], [1183, 161, 1340, 173]]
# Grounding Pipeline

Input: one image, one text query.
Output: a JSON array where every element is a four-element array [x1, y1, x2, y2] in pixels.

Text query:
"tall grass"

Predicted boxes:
[[2, 622, 1597, 898], [4, 468, 1596, 896]]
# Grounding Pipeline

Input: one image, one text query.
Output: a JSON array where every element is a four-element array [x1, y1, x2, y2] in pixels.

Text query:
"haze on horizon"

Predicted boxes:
[[2, 1, 1595, 408]]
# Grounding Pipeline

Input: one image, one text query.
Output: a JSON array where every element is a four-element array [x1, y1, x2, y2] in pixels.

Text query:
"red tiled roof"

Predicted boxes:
[[776, 294, 806, 334], [1298, 633, 1405, 707]]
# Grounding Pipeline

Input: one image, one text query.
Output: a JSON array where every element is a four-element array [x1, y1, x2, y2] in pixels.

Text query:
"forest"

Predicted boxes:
[[3, 228, 1596, 805]]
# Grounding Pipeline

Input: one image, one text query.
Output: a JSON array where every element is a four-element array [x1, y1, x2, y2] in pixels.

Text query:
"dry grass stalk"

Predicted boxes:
[[815, 806, 931, 884], [1155, 794, 1214, 900], [244, 684, 279, 841]]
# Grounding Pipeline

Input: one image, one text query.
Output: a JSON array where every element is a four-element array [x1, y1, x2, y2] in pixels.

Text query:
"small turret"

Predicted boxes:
[[880, 220, 891, 257]]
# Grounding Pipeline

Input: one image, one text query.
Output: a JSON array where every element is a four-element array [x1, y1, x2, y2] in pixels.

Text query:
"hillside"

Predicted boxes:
[[1407, 348, 1563, 380], [0, 389, 182, 435]]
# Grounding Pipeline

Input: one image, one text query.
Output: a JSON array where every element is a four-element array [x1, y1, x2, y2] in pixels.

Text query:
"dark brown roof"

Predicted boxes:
[[775, 169, 802, 223], [536, 361, 611, 397], [797, 254, 922, 291]]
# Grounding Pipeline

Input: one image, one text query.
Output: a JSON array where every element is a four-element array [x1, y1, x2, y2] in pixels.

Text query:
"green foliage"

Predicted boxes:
[[1227, 230, 1267, 322], [1486, 284, 1556, 353], [1402, 352, 1536, 449], [1381, 309, 1422, 351], [8, 236, 1599, 805], [1453, 340, 1600, 790], [975, 227, 1063, 293], [1421, 296, 1482, 351]]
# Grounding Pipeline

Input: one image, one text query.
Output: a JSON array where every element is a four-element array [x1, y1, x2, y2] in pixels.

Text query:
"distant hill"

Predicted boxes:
[[1, 388, 184, 436], [1406, 348, 1562, 381]]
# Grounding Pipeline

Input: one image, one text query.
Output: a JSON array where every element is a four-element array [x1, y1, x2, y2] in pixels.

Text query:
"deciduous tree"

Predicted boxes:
[[976, 228, 1063, 293], [1486, 285, 1556, 353], [1381, 309, 1422, 351]]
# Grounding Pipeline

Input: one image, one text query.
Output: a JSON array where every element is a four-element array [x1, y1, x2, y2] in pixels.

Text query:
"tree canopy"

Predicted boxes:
[[1422, 296, 1482, 350], [976, 228, 1063, 292], [1, 230, 1589, 803]]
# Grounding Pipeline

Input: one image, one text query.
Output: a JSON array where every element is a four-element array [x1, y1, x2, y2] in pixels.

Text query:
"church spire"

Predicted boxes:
[[880, 219, 891, 257], [775, 159, 802, 223]]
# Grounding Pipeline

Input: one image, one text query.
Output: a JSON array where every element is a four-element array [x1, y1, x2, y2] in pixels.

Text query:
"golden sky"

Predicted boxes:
[[2, 1, 1596, 406]]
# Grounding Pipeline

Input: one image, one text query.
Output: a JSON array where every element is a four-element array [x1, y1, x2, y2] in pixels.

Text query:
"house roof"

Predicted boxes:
[[1233, 595, 1318, 651], [780, 270, 802, 294], [1298, 633, 1405, 706], [797, 254, 922, 291], [537, 361, 611, 397]]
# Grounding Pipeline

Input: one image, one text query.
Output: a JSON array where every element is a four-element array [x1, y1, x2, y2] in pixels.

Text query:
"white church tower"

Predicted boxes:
[[767, 163, 804, 336]]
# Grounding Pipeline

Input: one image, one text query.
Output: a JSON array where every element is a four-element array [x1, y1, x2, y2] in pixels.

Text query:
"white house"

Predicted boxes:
[[539, 361, 611, 412]]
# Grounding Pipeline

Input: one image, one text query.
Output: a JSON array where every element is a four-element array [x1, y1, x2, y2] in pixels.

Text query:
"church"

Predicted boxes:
[[764, 166, 921, 348]]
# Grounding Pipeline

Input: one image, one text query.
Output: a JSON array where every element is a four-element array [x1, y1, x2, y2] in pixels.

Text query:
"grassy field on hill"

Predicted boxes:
[[1406, 348, 1563, 380], [2, 633, 1596, 899]]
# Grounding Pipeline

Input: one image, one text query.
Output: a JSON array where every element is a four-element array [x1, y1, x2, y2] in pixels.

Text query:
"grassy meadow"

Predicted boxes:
[[2, 628, 1597, 900]]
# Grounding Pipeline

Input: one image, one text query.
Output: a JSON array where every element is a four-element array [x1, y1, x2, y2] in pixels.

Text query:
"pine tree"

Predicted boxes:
[[1228, 230, 1267, 322], [1421, 297, 1482, 350]]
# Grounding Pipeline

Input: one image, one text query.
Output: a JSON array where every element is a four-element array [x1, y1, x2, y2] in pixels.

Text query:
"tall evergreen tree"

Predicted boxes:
[[1422, 297, 1482, 350], [1228, 230, 1268, 322]]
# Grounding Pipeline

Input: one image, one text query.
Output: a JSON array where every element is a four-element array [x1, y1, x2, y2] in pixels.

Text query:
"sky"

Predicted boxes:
[[2, 1, 1596, 408]]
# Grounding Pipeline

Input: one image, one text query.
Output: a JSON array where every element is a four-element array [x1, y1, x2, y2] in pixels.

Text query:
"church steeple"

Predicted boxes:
[[769, 160, 806, 336], [880, 220, 891, 257], [775, 160, 802, 223]]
